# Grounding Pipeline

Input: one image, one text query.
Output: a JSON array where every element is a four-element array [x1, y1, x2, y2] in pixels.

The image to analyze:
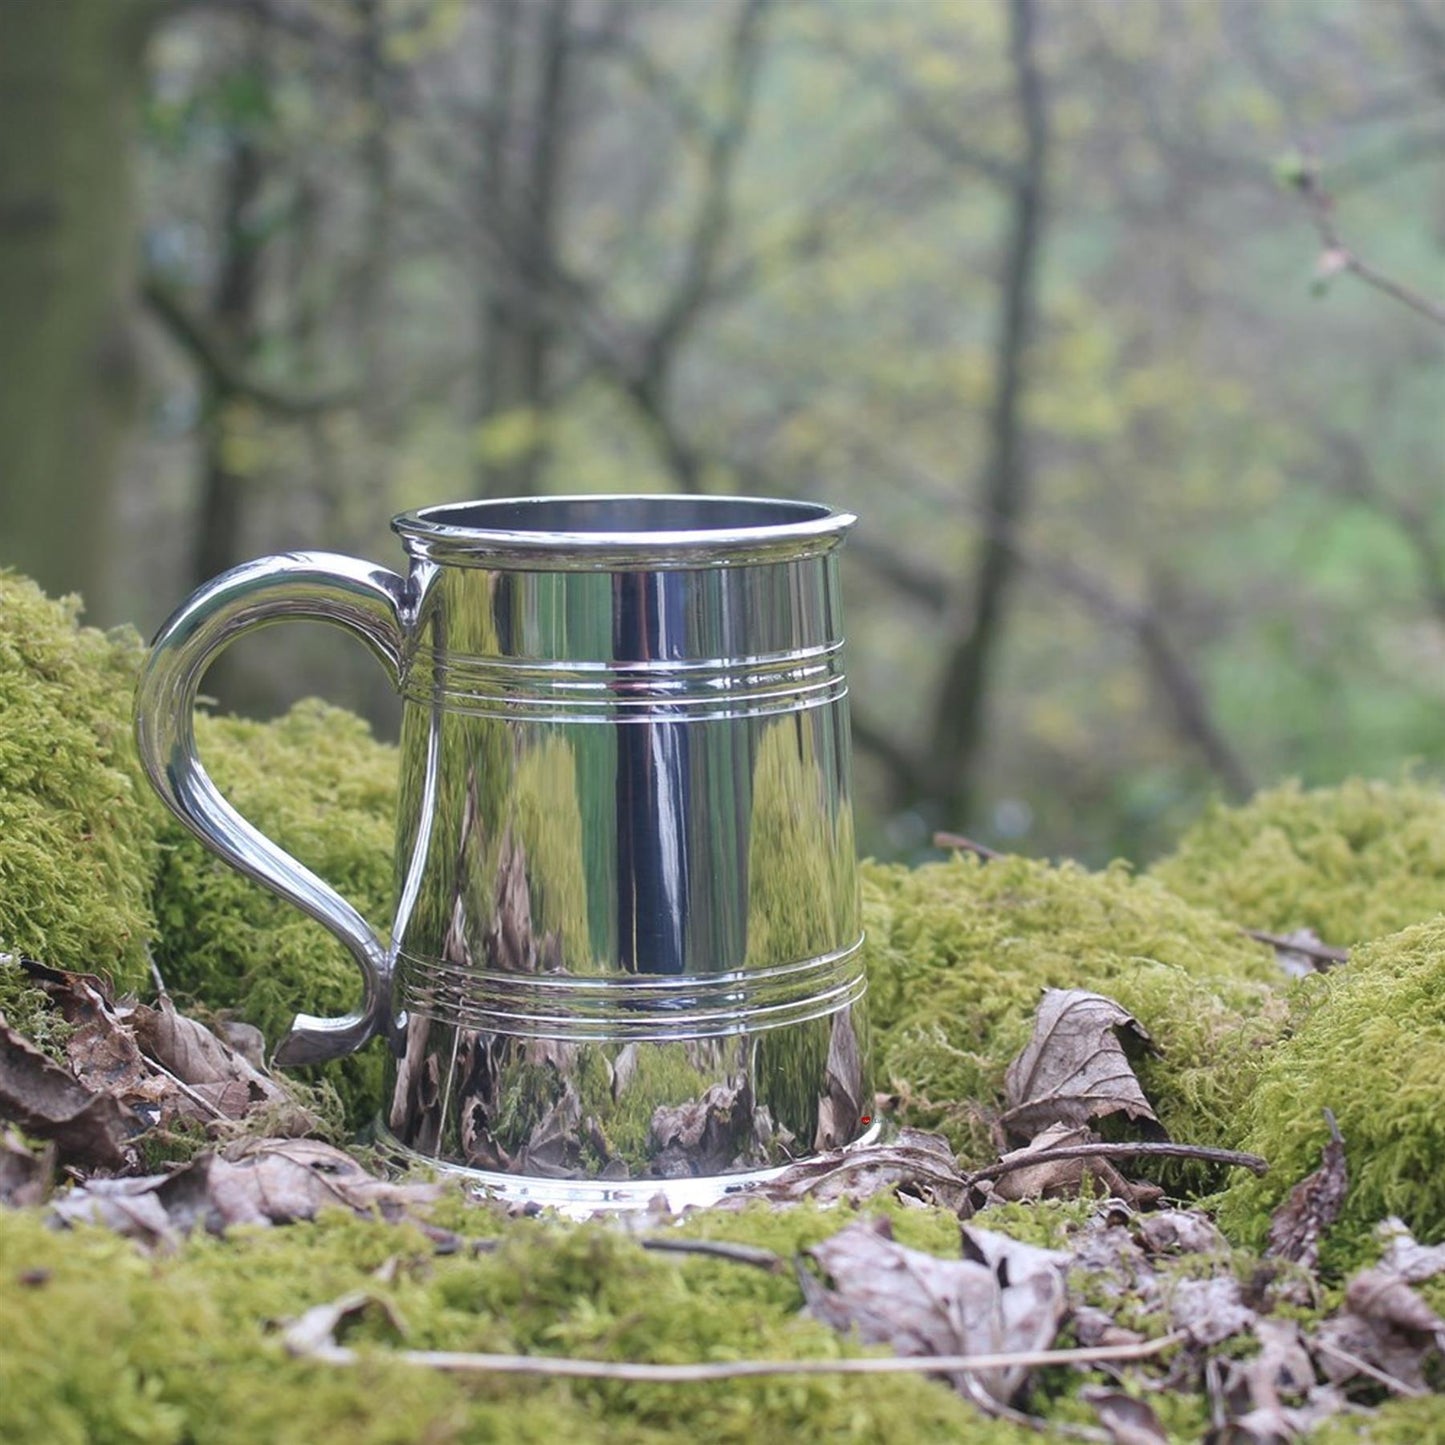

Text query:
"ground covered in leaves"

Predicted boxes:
[[9, 569, 1445, 1440]]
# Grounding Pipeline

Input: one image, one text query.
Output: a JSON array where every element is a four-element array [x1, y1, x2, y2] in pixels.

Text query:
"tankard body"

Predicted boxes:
[[136, 496, 872, 1207]]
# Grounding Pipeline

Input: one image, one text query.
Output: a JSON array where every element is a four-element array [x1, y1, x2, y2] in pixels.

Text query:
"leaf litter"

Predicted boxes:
[[4, 968, 1445, 1437]]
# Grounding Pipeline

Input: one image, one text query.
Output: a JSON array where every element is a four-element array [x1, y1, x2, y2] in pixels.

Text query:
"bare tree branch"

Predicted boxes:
[[141, 277, 359, 417], [925, 0, 1050, 823], [1291, 152, 1445, 328]]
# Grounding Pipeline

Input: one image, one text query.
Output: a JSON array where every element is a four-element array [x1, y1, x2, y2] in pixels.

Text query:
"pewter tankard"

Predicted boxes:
[[135, 495, 872, 1207]]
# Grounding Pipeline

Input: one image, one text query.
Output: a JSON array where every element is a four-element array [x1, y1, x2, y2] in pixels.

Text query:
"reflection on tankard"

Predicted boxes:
[[135, 496, 873, 1207]]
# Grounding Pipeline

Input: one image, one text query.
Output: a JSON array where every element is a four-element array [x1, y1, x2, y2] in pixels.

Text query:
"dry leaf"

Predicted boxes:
[[986, 1121, 1163, 1207], [1170, 1275, 1256, 1347], [1344, 1267, 1445, 1336], [0, 1013, 135, 1169], [743, 1129, 971, 1213], [0, 1127, 52, 1207], [132, 994, 290, 1121], [1137, 1210, 1230, 1257], [1001, 989, 1161, 1143], [1376, 1218, 1445, 1284], [1265, 1114, 1346, 1270], [51, 1138, 444, 1245], [1083, 1387, 1169, 1444], [801, 1216, 1067, 1403]]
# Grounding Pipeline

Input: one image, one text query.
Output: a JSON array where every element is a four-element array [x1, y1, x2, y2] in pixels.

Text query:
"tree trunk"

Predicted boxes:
[[192, 136, 264, 588], [474, 0, 572, 498], [926, 0, 1049, 825], [0, 0, 151, 617]]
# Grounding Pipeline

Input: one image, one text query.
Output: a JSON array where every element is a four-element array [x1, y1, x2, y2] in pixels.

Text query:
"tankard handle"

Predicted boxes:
[[134, 552, 413, 1066]]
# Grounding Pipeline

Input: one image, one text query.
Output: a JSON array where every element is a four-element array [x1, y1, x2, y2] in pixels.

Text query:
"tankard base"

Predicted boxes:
[[375, 1118, 885, 1216]]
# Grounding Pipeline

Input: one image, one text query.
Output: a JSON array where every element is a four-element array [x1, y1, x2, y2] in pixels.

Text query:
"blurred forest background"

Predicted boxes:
[[2, 0, 1443, 865]]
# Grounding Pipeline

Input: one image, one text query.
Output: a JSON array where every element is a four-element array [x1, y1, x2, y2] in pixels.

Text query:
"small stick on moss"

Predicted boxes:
[[430, 1232, 786, 1273], [140, 1055, 227, 1121], [1243, 929, 1349, 968], [639, 1237, 786, 1272], [933, 832, 1002, 860], [1313, 1339, 1427, 1398], [283, 1295, 1187, 1380], [966, 1141, 1267, 1186]]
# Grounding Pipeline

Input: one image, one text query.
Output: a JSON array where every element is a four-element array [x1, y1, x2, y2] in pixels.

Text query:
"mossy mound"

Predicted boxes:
[[1216, 916, 1445, 1268], [1151, 778, 1445, 946], [861, 853, 1286, 1161], [0, 571, 157, 992], [151, 701, 398, 1126], [0, 1200, 1042, 1445]]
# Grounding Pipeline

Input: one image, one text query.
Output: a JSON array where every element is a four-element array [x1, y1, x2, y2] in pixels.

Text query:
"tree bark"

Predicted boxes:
[[192, 135, 265, 588], [0, 0, 151, 617], [925, 0, 1049, 824], [474, 0, 572, 498]]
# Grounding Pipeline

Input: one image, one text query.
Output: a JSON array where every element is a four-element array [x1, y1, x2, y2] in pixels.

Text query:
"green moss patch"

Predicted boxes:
[[1217, 916, 1445, 1267], [861, 854, 1285, 1162], [1151, 778, 1445, 946], [0, 1203, 1035, 1445], [0, 572, 157, 991]]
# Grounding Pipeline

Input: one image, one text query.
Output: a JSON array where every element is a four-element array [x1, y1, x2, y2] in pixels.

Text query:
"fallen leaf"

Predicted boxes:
[[742, 1129, 971, 1213], [217, 1018, 267, 1070], [1083, 1387, 1169, 1444], [20, 962, 158, 1108], [51, 1138, 445, 1244], [1216, 1317, 1316, 1421], [132, 994, 290, 1120], [0, 1127, 52, 1207], [1376, 1217, 1445, 1284], [0, 1013, 135, 1169], [1170, 1275, 1256, 1347], [1070, 1305, 1146, 1349], [1137, 1209, 1230, 1257], [1001, 989, 1162, 1143], [1344, 1267, 1445, 1336], [801, 1216, 1067, 1403], [986, 1122, 1162, 1208], [1265, 1113, 1346, 1271]]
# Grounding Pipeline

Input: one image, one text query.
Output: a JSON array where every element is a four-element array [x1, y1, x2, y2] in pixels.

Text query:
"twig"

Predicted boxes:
[[1292, 155, 1445, 328], [933, 832, 1003, 860], [1244, 929, 1349, 967], [432, 1232, 786, 1274], [638, 1237, 786, 1273], [284, 1303, 1187, 1381], [142, 277, 361, 416], [138, 1055, 227, 1122], [966, 1141, 1268, 1186], [1313, 1339, 1427, 1398]]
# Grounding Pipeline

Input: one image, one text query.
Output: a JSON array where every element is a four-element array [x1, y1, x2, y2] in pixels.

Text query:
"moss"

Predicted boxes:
[[861, 854, 1285, 1165], [0, 1203, 1038, 1444], [151, 701, 398, 1127], [0, 571, 157, 991], [1215, 917, 1445, 1269], [1314, 1396, 1445, 1442], [0, 958, 72, 1061], [1151, 778, 1445, 946]]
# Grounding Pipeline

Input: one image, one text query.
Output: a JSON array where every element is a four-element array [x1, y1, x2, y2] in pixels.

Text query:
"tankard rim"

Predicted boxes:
[[392, 493, 857, 569]]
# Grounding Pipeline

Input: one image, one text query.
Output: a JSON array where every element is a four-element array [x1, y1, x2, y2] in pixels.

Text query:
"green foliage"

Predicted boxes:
[[150, 701, 398, 1126], [861, 853, 1285, 1162], [0, 1205, 1034, 1445], [1151, 779, 1445, 945], [0, 958, 71, 1061], [1216, 916, 1445, 1269], [0, 572, 157, 990]]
